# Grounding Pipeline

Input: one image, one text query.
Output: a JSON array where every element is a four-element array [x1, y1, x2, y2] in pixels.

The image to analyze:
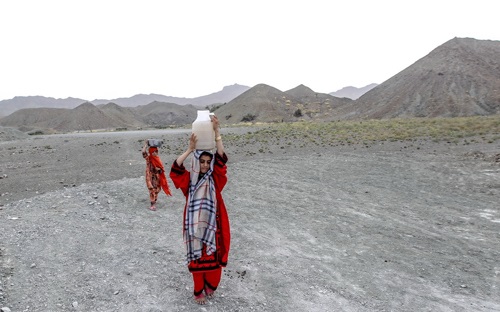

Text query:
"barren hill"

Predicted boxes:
[[187, 84, 251, 107], [0, 107, 69, 131], [92, 94, 189, 107], [0, 126, 30, 141], [330, 83, 378, 100], [352, 37, 500, 119], [0, 96, 86, 117], [98, 103, 146, 128], [285, 84, 354, 120], [0, 103, 133, 132], [54, 102, 132, 131], [2, 38, 498, 128], [133, 101, 197, 126], [0, 85, 250, 116], [214, 84, 355, 123], [90, 84, 250, 107], [214, 84, 301, 123], [0, 100, 203, 132], [285, 84, 333, 102]]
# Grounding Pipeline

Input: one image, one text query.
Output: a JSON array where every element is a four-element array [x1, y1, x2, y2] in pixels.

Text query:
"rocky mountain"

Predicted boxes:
[[97, 103, 146, 128], [215, 38, 500, 123], [134, 101, 198, 126], [1, 102, 134, 132], [0, 96, 87, 117], [0, 101, 197, 133], [351, 37, 500, 119], [0, 84, 351, 132], [284, 84, 354, 120], [91, 84, 250, 107], [330, 83, 378, 100], [213, 84, 302, 123], [0, 84, 251, 117], [56, 103, 132, 132], [212, 84, 354, 123], [0, 107, 69, 131], [1, 37, 498, 131], [184, 84, 251, 107], [92, 94, 187, 107]]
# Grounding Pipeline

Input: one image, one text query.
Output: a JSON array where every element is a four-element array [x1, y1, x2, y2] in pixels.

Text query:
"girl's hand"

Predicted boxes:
[[211, 115, 220, 131], [189, 133, 197, 151]]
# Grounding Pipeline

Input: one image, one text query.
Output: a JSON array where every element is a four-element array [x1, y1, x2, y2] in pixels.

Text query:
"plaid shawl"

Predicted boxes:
[[184, 150, 217, 264]]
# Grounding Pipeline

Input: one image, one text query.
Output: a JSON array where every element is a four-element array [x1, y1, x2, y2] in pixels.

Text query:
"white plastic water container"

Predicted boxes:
[[192, 110, 215, 150]]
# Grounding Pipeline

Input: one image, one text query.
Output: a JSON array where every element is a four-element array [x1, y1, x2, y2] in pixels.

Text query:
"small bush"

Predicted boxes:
[[28, 130, 45, 135], [241, 114, 257, 122]]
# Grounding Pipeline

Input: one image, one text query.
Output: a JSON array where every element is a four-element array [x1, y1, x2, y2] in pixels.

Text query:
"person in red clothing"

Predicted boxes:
[[142, 140, 172, 211], [169, 115, 230, 305]]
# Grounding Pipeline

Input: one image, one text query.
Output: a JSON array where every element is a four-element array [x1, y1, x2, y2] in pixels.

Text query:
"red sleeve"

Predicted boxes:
[[213, 153, 228, 191], [169, 161, 190, 197], [213, 153, 230, 265]]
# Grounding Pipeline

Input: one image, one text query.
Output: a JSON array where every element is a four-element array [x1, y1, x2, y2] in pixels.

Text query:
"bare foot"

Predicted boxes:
[[194, 294, 206, 305], [149, 205, 156, 211], [205, 287, 215, 299]]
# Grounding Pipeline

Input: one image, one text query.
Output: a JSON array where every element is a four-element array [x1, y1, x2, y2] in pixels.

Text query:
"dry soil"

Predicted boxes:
[[1, 128, 499, 312]]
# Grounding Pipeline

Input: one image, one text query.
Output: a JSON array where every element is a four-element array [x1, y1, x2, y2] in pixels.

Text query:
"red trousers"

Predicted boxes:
[[192, 268, 222, 296]]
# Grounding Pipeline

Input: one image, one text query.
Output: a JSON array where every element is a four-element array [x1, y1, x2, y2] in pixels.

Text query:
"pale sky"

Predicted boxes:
[[1, 0, 499, 101]]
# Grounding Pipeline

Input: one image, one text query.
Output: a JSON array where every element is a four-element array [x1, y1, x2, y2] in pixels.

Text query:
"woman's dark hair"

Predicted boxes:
[[200, 151, 213, 160]]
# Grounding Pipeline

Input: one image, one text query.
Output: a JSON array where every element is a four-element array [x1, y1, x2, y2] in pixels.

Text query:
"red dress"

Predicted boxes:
[[142, 147, 171, 205], [170, 152, 231, 272]]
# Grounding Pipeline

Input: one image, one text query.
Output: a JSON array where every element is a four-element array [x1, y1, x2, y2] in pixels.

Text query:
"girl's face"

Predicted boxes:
[[199, 155, 212, 174]]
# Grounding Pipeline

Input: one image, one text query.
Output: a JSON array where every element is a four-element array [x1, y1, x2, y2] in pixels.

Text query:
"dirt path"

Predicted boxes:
[[1, 130, 499, 311]]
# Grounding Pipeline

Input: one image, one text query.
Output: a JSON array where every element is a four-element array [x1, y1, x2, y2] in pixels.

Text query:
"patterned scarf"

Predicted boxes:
[[148, 147, 171, 196], [184, 150, 217, 264]]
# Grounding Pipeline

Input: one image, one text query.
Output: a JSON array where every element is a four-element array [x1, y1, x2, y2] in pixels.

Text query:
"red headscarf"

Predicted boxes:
[[148, 147, 172, 196]]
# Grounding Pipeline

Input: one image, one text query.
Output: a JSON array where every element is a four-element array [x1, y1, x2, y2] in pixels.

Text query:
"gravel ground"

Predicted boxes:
[[1, 128, 499, 312]]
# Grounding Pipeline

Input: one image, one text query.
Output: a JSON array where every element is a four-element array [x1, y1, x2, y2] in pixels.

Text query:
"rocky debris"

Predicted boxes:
[[0, 127, 29, 141], [0, 128, 499, 311]]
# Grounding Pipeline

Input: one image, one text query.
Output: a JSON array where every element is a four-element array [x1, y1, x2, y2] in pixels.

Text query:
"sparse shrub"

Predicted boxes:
[[294, 109, 303, 117], [28, 130, 44, 135], [241, 114, 257, 122], [206, 103, 225, 112]]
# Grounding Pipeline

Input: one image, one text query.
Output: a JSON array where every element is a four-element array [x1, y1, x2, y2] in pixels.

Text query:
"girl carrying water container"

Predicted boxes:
[[141, 139, 172, 210], [169, 114, 231, 305]]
